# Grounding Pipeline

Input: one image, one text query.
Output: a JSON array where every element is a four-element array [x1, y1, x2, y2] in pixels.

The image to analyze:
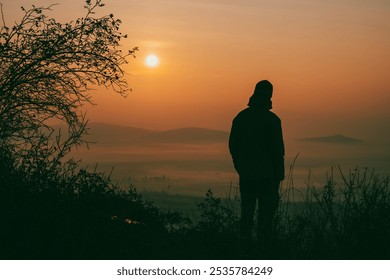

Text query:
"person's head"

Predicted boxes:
[[248, 80, 273, 109]]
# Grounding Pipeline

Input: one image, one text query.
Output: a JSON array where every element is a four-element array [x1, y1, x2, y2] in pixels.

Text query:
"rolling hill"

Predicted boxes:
[[85, 123, 230, 145]]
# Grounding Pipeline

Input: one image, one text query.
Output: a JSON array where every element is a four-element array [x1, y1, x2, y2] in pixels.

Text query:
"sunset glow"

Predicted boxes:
[[4, 0, 389, 137]]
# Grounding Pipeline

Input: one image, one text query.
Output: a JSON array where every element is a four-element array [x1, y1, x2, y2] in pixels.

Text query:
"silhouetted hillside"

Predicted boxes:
[[300, 134, 362, 144], [85, 123, 152, 144], [85, 123, 229, 145]]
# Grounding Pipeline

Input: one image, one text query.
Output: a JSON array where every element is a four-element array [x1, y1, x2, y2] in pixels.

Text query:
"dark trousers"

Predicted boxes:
[[239, 177, 280, 243]]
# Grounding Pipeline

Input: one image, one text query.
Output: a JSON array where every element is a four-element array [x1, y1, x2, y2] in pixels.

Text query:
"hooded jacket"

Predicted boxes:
[[229, 105, 285, 181]]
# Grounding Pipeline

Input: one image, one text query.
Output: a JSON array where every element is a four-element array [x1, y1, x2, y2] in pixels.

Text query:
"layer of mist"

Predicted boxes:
[[72, 122, 389, 197]]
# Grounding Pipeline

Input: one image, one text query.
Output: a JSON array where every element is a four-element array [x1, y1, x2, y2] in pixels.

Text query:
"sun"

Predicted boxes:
[[145, 54, 159, 68]]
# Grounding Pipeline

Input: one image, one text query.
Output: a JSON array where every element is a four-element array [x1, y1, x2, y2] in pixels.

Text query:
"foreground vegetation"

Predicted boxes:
[[1, 145, 389, 259], [276, 163, 390, 259]]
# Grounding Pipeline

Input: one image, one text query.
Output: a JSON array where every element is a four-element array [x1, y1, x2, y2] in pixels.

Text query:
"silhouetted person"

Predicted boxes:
[[229, 80, 284, 254]]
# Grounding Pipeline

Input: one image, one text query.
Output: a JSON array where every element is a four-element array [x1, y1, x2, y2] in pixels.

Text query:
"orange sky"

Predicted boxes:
[[3, 0, 390, 140]]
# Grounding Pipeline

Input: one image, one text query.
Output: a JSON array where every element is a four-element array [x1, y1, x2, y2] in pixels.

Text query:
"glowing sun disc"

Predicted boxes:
[[145, 54, 159, 67]]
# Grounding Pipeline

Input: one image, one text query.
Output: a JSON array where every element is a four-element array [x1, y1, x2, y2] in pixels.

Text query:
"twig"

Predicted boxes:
[[1, 3, 7, 28]]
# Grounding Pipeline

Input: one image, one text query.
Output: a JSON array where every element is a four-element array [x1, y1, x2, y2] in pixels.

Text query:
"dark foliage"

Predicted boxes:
[[0, 146, 168, 259], [0, 0, 137, 160]]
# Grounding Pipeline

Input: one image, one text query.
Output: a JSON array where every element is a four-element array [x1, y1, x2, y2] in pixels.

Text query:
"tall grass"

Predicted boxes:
[[275, 157, 390, 259]]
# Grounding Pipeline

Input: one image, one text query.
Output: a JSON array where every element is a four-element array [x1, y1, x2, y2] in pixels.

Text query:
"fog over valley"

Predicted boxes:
[[70, 123, 390, 197]]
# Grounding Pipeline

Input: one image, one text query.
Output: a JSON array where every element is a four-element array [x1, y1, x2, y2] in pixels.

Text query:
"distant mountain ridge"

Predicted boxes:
[[300, 134, 362, 144], [85, 122, 229, 145], [59, 123, 363, 146]]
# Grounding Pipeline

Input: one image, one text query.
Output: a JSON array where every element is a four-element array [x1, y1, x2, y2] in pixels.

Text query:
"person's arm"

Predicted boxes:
[[274, 118, 285, 181], [229, 119, 240, 173]]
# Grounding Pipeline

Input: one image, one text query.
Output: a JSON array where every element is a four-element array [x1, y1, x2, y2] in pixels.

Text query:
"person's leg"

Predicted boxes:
[[239, 177, 257, 241], [257, 179, 280, 250]]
